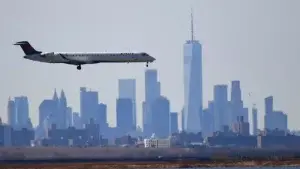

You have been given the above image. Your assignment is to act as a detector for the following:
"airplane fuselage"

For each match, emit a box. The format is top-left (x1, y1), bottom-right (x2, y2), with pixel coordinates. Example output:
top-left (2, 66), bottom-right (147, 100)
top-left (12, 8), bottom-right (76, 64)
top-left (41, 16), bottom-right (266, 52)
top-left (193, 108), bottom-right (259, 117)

top-left (24, 52), bottom-right (155, 65)
top-left (14, 41), bottom-right (155, 70)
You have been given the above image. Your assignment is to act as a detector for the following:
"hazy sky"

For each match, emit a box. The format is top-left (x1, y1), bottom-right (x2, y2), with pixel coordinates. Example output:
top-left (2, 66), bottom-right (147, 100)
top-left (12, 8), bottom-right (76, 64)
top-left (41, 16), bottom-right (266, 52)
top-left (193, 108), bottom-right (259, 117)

top-left (0, 0), bottom-right (299, 130)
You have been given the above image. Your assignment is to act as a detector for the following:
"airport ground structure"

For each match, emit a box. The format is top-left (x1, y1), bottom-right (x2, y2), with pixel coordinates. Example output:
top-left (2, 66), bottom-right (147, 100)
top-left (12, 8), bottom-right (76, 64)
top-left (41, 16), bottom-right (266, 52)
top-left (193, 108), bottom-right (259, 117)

top-left (1, 146), bottom-right (300, 161)
top-left (1, 147), bottom-right (300, 169)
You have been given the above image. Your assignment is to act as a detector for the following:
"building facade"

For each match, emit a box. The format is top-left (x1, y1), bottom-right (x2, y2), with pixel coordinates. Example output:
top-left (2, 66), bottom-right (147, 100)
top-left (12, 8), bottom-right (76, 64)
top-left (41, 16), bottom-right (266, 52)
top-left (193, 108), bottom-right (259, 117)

top-left (183, 11), bottom-right (202, 133)
top-left (118, 79), bottom-right (137, 129)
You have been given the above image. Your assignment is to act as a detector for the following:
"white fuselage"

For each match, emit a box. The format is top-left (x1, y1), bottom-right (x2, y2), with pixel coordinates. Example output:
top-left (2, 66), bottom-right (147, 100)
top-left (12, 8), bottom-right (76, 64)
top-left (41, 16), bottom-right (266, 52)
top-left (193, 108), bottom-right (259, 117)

top-left (24, 52), bottom-right (155, 65)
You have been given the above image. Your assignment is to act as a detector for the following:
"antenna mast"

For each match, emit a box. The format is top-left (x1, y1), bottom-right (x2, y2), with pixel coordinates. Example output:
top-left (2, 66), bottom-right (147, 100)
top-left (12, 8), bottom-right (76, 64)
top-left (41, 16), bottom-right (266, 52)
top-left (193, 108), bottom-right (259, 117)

top-left (191, 7), bottom-right (194, 41)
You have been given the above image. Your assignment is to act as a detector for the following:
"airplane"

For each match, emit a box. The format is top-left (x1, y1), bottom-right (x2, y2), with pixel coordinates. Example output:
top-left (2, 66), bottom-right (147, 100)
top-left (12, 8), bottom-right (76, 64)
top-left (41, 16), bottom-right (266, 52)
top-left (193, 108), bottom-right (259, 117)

top-left (14, 41), bottom-right (155, 70)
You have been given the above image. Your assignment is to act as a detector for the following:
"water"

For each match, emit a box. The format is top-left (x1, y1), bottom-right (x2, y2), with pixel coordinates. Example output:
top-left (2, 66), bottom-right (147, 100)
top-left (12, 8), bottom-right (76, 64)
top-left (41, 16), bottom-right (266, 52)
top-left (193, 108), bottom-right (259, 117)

top-left (165, 168), bottom-right (299, 169)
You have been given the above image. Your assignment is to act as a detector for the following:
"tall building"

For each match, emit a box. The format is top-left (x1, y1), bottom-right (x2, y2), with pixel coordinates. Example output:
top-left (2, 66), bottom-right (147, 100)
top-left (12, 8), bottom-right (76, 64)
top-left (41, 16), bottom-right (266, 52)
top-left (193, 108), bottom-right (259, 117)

top-left (144, 69), bottom-right (160, 136)
top-left (118, 79), bottom-right (136, 129)
top-left (66, 107), bottom-right (72, 127)
top-left (73, 112), bottom-right (82, 129)
top-left (116, 98), bottom-right (133, 134)
top-left (38, 99), bottom-right (56, 138)
top-left (151, 96), bottom-right (170, 138)
top-left (264, 96), bottom-right (288, 131)
top-left (213, 85), bottom-right (229, 131)
top-left (264, 95), bottom-right (274, 130)
top-left (39, 99), bottom-right (55, 128)
top-left (170, 112), bottom-right (178, 134)
top-left (231, 116), bottom-right (250, 136)
top-left (242, 108), bottom-right (249, 123)
top-left (231, 81), bottom-right (242, 102)
top-left (7, 98), bottom-right (17, 128)
top-left (52, 89), bottom-right (60, 128)
top-left (230, 81), bottom-right (244, 124)
top-left (97, 103), bottom-right (108, 134)
top-left (183, 10), bottom-right (202, 133)
top-left (157, 82), bottom-right (161, 97)
top-left (14, 96), bottom-right (29, 129)
top-left (252, 105), bottom-right (258, 135)
top-left (96, 103), bottom-right (107, 126)
top-left (80, 87), bottom-right (99, 126)
top-left (202, 102), bottom-right (215, 137)
top-left (265, 111), bottom-right (288, 131)
top-left (58, 90), bottom-right (67, 129)
top-left (265, 96), bottom-right (273, 114)
top-left (181, 107), bottom-right (185, 132)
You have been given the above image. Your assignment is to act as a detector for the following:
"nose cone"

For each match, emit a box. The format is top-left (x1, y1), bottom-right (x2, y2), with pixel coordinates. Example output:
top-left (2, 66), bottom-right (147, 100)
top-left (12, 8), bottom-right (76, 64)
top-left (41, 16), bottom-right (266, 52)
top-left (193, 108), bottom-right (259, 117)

top-left (141, 52), bottom-right (155, 62)
top-left (150, 56), bottom-right (156, 62)
top-left (148, 55), bottom-right (156, 62)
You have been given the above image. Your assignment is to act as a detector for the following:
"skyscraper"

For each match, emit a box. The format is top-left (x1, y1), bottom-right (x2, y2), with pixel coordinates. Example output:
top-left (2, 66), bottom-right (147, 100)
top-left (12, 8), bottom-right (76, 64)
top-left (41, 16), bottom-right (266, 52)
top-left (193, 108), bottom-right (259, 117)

top-left (96, 103), bottom-right (107, 125)
top-left (151, 96), bottom-right (170, 138)
top-left (213, 85), bottom-right (229, 131)
top-left (73, 112), bottom-right (82, 129)
top-left (39, 99), bottom-right (55, 128)
top-left (264, 96), bottom-right (288, 131)
top-left (170, 112), bottom-right (179, 134)
top-left (118, 79), bottom-right (136, 129)
top-left (144, 69), bottom-right (160, 136)
top-left (80, 87), bottom-right (99, 126)
top-left (252, 105), bottom-right (258, 135)
top-left (59, 90), bottom-right (67, 129)
top-left (183, 9), bottom-right (202, 133)
top-left (265, 96), bottom-right (273, 114)
top-left (202, 104), bottom-right (215, 137)
top-left (145, 69), bottom-right (160, 103)
top-left (181, 107), bottom-right (184, 132)
top-left (97, 103), bottom-right (108, 134)
top-left (66, 107), bottom-right (72, 127)
top-left (116, 98), bottom-right (133, 134)
top-left (230, 81), bottom-right (244, 124)
top-left (7, 97), bottom-right (17, 128)
top-left (52, 89), bottom-right (59, 127)
top-left (14, 96), bottom-right (29, 129)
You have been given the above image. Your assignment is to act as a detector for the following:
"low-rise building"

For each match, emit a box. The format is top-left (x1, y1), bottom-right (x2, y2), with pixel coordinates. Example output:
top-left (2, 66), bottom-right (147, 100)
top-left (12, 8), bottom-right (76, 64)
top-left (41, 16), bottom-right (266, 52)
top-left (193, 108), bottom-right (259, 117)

top-left (144, 133), bottom-right (171, 148)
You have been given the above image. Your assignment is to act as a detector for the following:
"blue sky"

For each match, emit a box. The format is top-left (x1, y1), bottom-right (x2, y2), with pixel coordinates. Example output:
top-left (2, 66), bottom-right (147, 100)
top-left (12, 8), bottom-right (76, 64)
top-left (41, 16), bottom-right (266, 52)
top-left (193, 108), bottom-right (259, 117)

top-left (0, 0), bottom-right (299, 130)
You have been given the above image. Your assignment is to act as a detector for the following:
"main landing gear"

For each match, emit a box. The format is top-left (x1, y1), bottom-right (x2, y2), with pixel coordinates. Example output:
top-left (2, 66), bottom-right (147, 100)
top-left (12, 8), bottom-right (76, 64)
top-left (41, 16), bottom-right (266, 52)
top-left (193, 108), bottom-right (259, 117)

top-left (146, 62), bottom-right (149, 67)
top-left (77, 65), bottom-right (81, 70)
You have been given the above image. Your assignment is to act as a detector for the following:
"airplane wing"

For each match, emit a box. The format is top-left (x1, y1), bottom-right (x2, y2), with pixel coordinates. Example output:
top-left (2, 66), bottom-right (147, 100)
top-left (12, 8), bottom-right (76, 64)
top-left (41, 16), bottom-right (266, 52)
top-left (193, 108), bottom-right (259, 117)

top-left (58, 54), bottom-right (99, 65)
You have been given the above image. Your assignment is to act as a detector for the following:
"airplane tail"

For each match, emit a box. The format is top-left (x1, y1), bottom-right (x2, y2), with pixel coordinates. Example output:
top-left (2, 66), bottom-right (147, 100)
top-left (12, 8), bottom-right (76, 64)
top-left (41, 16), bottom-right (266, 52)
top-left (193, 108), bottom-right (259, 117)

top-left (14, 41), bottom-right (42, 55)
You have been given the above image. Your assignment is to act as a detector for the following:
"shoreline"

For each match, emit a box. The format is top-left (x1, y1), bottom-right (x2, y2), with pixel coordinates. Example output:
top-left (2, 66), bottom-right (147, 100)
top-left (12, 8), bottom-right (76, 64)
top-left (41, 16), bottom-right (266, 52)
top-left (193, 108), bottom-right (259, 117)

top-left (2, 159), bottom-right (300, 169)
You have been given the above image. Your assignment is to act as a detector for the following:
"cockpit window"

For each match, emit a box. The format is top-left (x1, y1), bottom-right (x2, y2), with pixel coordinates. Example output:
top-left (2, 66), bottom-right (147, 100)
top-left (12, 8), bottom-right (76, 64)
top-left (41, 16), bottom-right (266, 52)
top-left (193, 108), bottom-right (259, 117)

top-left (141, 53), bottom-right (147, 56)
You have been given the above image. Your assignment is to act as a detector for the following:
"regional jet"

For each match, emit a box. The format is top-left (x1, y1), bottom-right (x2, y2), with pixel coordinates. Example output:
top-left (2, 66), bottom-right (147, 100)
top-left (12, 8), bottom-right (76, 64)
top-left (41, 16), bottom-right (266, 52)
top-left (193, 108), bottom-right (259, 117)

top-left (14, 41), bottom-right (155, 70)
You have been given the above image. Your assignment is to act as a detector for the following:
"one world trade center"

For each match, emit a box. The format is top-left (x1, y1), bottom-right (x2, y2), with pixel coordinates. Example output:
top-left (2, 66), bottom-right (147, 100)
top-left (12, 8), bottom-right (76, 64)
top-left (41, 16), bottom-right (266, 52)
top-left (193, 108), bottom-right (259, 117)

top-left (183, 9), bottom-right (202, 133)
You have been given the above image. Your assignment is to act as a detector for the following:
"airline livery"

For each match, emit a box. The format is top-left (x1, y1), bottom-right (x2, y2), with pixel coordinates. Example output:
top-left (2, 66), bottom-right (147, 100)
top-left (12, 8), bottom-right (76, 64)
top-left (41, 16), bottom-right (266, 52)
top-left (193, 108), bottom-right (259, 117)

top-left (14, 41), bottom-right (155, 70)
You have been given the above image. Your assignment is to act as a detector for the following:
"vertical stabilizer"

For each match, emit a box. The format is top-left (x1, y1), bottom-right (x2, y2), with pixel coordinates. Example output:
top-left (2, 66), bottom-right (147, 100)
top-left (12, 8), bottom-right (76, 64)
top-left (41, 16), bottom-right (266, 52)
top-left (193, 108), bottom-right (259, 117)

top-left (14, 41), bottom-right (42, 55)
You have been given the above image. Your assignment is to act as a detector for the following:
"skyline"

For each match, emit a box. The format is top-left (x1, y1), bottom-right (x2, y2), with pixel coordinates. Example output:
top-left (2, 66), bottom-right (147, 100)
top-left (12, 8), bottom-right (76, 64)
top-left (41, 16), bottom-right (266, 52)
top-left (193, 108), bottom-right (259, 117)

top-left (0, 0), bottom-right (299, 130)
top-left (5, 73), bottom-right (288, 133)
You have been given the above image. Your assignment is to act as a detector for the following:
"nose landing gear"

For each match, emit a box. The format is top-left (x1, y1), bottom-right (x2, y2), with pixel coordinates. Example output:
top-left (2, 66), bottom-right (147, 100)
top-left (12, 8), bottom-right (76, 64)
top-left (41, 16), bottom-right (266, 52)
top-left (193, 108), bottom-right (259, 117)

top-left (77, 65), bottom-right (81, 70)
top-left (146, 62), bottom-right (149, 67)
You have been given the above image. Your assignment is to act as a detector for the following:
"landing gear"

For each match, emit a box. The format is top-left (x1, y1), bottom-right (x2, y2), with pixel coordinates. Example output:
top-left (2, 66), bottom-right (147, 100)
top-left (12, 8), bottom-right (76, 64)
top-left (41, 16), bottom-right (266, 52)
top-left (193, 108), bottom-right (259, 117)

top-left (77, 65), bottom-right (81, 70)
top-left (146, 62), bottom-right (149, 67)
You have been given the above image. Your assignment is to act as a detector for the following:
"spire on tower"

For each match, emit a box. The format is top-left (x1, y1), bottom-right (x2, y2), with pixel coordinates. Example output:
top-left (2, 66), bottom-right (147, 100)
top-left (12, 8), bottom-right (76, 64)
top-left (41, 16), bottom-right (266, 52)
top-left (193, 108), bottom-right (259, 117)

top-left (60, 90), bottom-right (65, 99)
top-left (191, 7), bottom-right (194, 41)
top-left (53, 89), bottom-right (58, 101)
